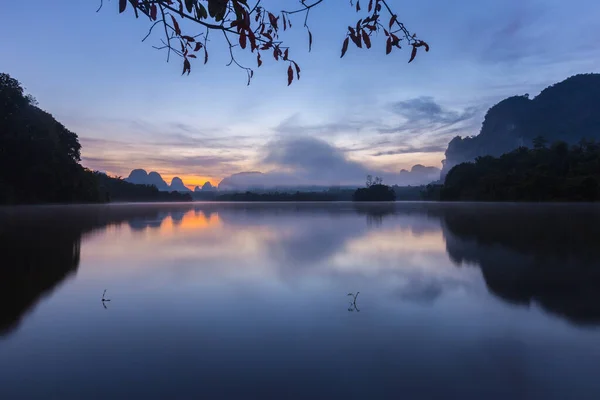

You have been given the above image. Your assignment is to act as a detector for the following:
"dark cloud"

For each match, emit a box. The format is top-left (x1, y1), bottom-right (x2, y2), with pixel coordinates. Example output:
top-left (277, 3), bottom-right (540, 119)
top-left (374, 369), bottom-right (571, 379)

top-left (380, 97), bottom-right (480, 135)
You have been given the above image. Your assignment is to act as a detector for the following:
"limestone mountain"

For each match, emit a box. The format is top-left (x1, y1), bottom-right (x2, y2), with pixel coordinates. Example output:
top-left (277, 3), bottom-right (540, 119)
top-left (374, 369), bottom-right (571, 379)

top-left (169, 177), bottom-right (191, 192)
top-left (442, 73), bottom-right (600, 177)
top-left (125, 169), bottom-right (170, 191)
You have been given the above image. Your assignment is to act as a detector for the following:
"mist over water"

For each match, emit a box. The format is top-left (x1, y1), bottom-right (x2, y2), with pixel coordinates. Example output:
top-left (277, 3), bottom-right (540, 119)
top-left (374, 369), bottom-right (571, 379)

top-left (1, 203), bottom-right (599, 399)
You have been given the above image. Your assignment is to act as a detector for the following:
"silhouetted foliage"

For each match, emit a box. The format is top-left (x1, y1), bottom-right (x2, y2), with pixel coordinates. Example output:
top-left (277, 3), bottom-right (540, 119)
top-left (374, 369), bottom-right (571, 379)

top-left (0, 73), bottom-right (103, 204)
top-left (95, 172), bottom-right (192, 202)
top-left (443, 74), bottom-right (600, 177)
top-left (108, 0), bottom-right (428, 84)
top-left (353, 183), bottom-right (396, 201)
top-left (440, 140), bottom-right (600, 201)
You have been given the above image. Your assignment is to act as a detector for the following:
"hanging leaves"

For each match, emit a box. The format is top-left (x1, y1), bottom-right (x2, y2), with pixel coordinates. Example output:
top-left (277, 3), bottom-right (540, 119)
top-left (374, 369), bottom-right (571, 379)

top-left (170, 15), bottom-right (181, 35)
top-left (292, 61), bottom-right (301, 80)
top-left (182, 58), bottom-right (191, 75)
top-left (287, 65), bottom-right (294, 86)
top-left (386, 38), bottom-right (392, 55)
top-left (408, 45), bottom-right (417, 63)
top-left (239, 31), bottom-right (247, 49)
top-left (361, 30), bottom-right (371, 49)
top-left (341, 37), bottom-right (349, 58)
top-left (114, 0), bottom-right (427, 85)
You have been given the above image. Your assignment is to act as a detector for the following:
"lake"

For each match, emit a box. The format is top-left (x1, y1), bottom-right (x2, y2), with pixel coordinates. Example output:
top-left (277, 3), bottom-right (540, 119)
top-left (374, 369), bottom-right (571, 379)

top-left (1, 202), bottom-right (599, 399)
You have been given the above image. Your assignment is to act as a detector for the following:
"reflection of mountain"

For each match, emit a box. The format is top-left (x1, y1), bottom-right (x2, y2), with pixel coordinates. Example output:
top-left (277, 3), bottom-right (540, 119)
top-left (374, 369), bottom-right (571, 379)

top-left (440, 205), bottom-right (600, 325)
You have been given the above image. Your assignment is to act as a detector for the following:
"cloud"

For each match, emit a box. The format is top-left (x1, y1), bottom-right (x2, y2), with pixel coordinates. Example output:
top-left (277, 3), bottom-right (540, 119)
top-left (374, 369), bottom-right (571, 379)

top-left (373, 144), bottom-right (447, 157)
top-left (274, 113), bottom-right (377, 137)
top-left (218, 137), bottom-right (441, 187)
top-left (379, 96), bottom-right (481, 135)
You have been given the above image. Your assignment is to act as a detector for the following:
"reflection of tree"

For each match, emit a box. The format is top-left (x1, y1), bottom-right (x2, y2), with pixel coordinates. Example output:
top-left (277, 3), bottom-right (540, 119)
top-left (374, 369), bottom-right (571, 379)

top-left (441, 206), bottom-right (600, 325)
top-left (0, 204), bottom-right (198, 337)
top-left (0, 218), bottom-right (82, 336)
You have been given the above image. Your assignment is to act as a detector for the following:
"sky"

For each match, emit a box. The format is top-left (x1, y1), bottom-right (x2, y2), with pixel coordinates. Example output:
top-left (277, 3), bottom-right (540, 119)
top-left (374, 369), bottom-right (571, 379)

top-left (2, 0), bottom-right (600, 188)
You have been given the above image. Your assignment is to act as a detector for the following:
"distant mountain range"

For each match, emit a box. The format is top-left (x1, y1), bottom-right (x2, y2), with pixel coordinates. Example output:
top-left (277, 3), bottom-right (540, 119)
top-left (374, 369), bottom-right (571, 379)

top-left (442, 73), bottom-right (600, 178)
top-left (125, 169), bottom-right (213, 193)
top-left (125, 164), bottom-right (440, 193)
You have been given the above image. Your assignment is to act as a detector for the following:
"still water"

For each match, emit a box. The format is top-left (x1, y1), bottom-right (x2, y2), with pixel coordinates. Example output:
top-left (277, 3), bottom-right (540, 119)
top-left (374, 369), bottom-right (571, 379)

top-left (1, 202), bottom-right (599, 399)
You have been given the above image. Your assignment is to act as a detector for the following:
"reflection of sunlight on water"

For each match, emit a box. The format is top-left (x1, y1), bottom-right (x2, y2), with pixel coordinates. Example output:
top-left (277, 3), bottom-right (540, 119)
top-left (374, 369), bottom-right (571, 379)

top-left (142, 210), bottom-right (222, 235)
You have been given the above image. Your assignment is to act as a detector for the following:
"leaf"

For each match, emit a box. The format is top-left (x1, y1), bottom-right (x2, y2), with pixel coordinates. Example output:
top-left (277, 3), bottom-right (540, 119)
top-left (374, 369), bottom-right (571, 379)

top-left (257, 53), bottom-right (262, 67)
top-left (204, 48), bottom-right (208, 64)
top-left (182, 35), bottom-right (195, 42)
top-left (356, 0), bottom-right (360, 11)
top-left (368, 0), bottom-right (373, 12)
top-left (171, 15), bottom-right (181, 35)
top-left (386, 38), bottom-right (392, 55)
top-left (341, 37), bottom-right (349, 58)
top-left (389, 14), bottom-right (397, 29)
top-left (273, 47), bottom-right (279, 61)
top-left (283, 13), bottom-right (287, 31)
top-left (150, 5), bottom-right (157, 20)
top-left (293, 61), bottom-right (301, 79)
top-left (119, 0), bottom-right (127, 13)
top-left (185, 0), bottom-right (194, 13)
top-left (188, 54), bottom-right (197, 58)
top-left (239, 31), bottom-right (247, 49)
top-left (182, 58), bottom-right (191, 75)
top-left (423, 41), bottom-right (430, 52)
top-left (308, 30), bottom-right (313, 52)
top-left (361, 30), bottom-right (371, 49)
top-left (194, 42), bottom-right (202, 51)
top-left (197, 3), bottom-right (208, 19)
top-left (283, 48), bottom-right (289, 61)
top-left (268, 12), bottom-right (278, 30)
top-left (408, 45), bottom-right (417, 63)
top-left (287, 65), bottom-right (293, 86)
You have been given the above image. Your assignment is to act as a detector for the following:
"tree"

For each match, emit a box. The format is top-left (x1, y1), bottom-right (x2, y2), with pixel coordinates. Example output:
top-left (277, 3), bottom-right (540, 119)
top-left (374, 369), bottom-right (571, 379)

top-left (533, 135), bottom-right (547, 149)
top-left (107, 0), bottom-right (428, 85)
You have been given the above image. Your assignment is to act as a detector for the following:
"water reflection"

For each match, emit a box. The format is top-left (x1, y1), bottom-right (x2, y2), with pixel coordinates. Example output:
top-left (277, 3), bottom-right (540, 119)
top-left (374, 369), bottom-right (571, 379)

top-left (440, 204), bottom-right (600, 325)
top-left (1, 203), bottom-right (600, 398)
top-left (1, 202), bottom-right (599, 336)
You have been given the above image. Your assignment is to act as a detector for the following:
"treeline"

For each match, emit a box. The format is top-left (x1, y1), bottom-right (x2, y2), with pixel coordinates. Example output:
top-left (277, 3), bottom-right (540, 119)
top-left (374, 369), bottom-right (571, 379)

top-left (0, 73), bottom-right (189, 205)
top-left (95, 173), bottom-right (192, 202)
top-left (431, 140), bottom-right (600, 201)
top-left (0, 73), bottom-right (101, 204)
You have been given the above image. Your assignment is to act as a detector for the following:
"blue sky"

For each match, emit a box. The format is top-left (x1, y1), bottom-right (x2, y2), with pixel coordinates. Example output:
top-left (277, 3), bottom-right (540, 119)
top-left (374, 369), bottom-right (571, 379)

top-left (2, 0), bottom-right (599, 187)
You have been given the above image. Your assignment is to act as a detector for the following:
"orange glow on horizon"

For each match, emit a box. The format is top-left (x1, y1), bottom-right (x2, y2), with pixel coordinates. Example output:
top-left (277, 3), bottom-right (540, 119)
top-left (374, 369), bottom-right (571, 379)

top-left (160, 174), bottom-right (220, 190)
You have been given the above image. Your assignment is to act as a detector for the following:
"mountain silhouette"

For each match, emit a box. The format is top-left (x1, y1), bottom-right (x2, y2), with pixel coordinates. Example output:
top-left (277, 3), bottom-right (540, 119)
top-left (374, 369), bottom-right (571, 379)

top-left (170, 177), bottom-right (191, 192)
top-left (442, 74), bottom-right (600, 177)
top-left (125, 169), bottom-right (170, 191)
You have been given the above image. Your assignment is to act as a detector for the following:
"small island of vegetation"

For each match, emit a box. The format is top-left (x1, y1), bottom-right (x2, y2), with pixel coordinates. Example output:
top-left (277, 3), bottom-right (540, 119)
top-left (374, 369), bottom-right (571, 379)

top-left (353, 176), bottom-right (397, 202)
